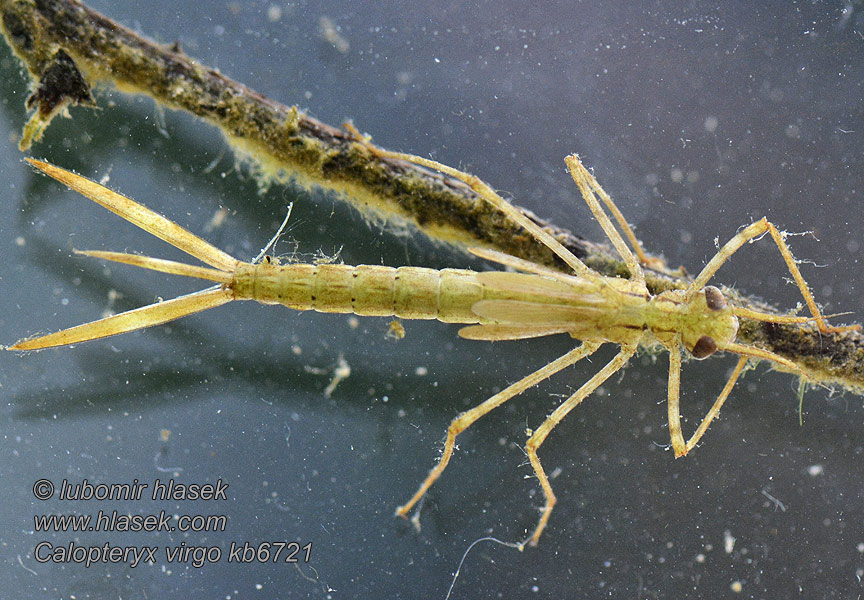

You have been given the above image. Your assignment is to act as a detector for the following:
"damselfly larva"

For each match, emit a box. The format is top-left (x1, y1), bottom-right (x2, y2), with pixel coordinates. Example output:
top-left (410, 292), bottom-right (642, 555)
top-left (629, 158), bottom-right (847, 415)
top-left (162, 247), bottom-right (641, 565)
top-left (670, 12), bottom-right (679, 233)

top-left (8, 156), bottom-right (856, 549)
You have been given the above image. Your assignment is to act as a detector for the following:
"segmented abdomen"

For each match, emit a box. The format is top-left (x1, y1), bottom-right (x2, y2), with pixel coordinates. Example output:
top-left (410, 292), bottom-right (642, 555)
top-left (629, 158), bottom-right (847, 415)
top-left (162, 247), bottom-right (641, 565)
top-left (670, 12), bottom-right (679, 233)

top-left (232, 263), bottom-right (485, 323)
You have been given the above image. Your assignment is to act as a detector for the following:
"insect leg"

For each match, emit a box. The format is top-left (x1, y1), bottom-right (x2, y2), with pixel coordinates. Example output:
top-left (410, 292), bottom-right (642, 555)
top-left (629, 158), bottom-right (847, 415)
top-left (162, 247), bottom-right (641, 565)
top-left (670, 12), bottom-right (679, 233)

top-left (352, 145), bottom-right (592, 276)
top-left (396, 342), bottom-right (602, 521)
top-left (684, 356), bottom-right (749, 454)
top-left (564, 155), bottom-right (659, 283)
top-left (672, 338), bottom-right (816, 457)
top-left (667, 341), bottom-right (750, 457)
top-left (684, 218), bottom-right (857, 333)
top-left (467, 247), bottom-right (573, 280)
top-left (523, 343), bottom-right (637, 547)
top-left (666, 340), bottom-right (685, 456)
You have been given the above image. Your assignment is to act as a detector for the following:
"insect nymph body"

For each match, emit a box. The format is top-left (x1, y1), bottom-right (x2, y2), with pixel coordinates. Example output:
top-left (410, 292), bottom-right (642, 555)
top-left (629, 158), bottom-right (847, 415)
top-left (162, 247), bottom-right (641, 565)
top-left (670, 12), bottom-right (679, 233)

top-left (233, 254), bottom-right (738, 354)
top-left (9, 154), bottom-right (852, 548)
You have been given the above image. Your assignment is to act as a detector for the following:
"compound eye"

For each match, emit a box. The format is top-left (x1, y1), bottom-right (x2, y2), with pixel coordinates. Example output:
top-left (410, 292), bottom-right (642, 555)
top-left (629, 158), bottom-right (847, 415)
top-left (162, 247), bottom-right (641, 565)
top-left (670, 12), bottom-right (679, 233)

top-left (691, 335), bottom-right (717, 359)
top-left (704, 286), bottom-right (727, 311)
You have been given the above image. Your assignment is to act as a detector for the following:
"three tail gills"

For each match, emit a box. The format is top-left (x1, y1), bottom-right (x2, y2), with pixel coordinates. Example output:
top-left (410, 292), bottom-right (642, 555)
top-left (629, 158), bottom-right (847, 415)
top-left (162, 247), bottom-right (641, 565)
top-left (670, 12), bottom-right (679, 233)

top-left (8, 160), bottom-right (242, 351)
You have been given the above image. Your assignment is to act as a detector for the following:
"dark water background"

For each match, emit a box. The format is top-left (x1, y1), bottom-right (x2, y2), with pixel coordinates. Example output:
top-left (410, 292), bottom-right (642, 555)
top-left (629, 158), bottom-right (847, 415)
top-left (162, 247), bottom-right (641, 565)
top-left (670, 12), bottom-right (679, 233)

top-left (1, 2), bottom-right (863, 598)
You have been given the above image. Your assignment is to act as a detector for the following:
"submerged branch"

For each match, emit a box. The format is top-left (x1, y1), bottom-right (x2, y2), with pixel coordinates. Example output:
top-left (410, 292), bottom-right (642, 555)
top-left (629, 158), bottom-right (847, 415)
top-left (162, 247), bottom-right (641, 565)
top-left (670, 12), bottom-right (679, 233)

top-left (1, 0), bottom-right (862, 392)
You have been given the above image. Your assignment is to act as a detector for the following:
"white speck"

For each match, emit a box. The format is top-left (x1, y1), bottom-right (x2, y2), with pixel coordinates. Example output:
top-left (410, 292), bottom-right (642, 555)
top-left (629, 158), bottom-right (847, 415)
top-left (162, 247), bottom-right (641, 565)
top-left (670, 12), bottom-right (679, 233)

top-left (704, 116), bottom-right (719, 132)
top-left (807, 464), bottom-right (824, 477)
top-left (266, 4), bottom-right (282, 22)
top-left (724, 530), bottom-right (735, 554)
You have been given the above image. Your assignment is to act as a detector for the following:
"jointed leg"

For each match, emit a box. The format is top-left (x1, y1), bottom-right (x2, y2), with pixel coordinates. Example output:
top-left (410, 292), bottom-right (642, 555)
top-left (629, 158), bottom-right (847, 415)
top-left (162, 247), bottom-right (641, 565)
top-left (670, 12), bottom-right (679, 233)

top-left (684, 356), bottom-right (749, 454)
top-left (666, 343), bottom-right (751, 457)
top-left (685, 218), bottom-right (858, 333)
top-left (564, 155), bottom-right (658, 284)
top-left (523, 344), bottom-right (637, 547)
top-left (346, 134), bottom-right (592, 276)
top-left (396, 342), bottom-right (602, 520)
top-left (467, 247), bottom-right (575, 280)
top-left (666, 340), bottom-right (685, 456)
top-left (669, 337), bottom-right (813, 457)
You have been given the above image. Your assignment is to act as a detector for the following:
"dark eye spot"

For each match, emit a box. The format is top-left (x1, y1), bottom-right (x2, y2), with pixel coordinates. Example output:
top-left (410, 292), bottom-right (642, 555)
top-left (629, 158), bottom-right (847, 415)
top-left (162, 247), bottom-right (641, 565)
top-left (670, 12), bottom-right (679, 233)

top-left (691, 335), bottom-right (717, 359)
top-left (704, 286), bottom-right (726, 311)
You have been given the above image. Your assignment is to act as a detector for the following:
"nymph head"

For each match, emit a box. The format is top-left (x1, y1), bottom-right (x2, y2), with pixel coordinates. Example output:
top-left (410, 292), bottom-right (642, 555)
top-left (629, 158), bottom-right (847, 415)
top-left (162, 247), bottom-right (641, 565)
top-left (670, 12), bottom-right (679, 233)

top-left (680, 286), bottom-right (739, 360)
